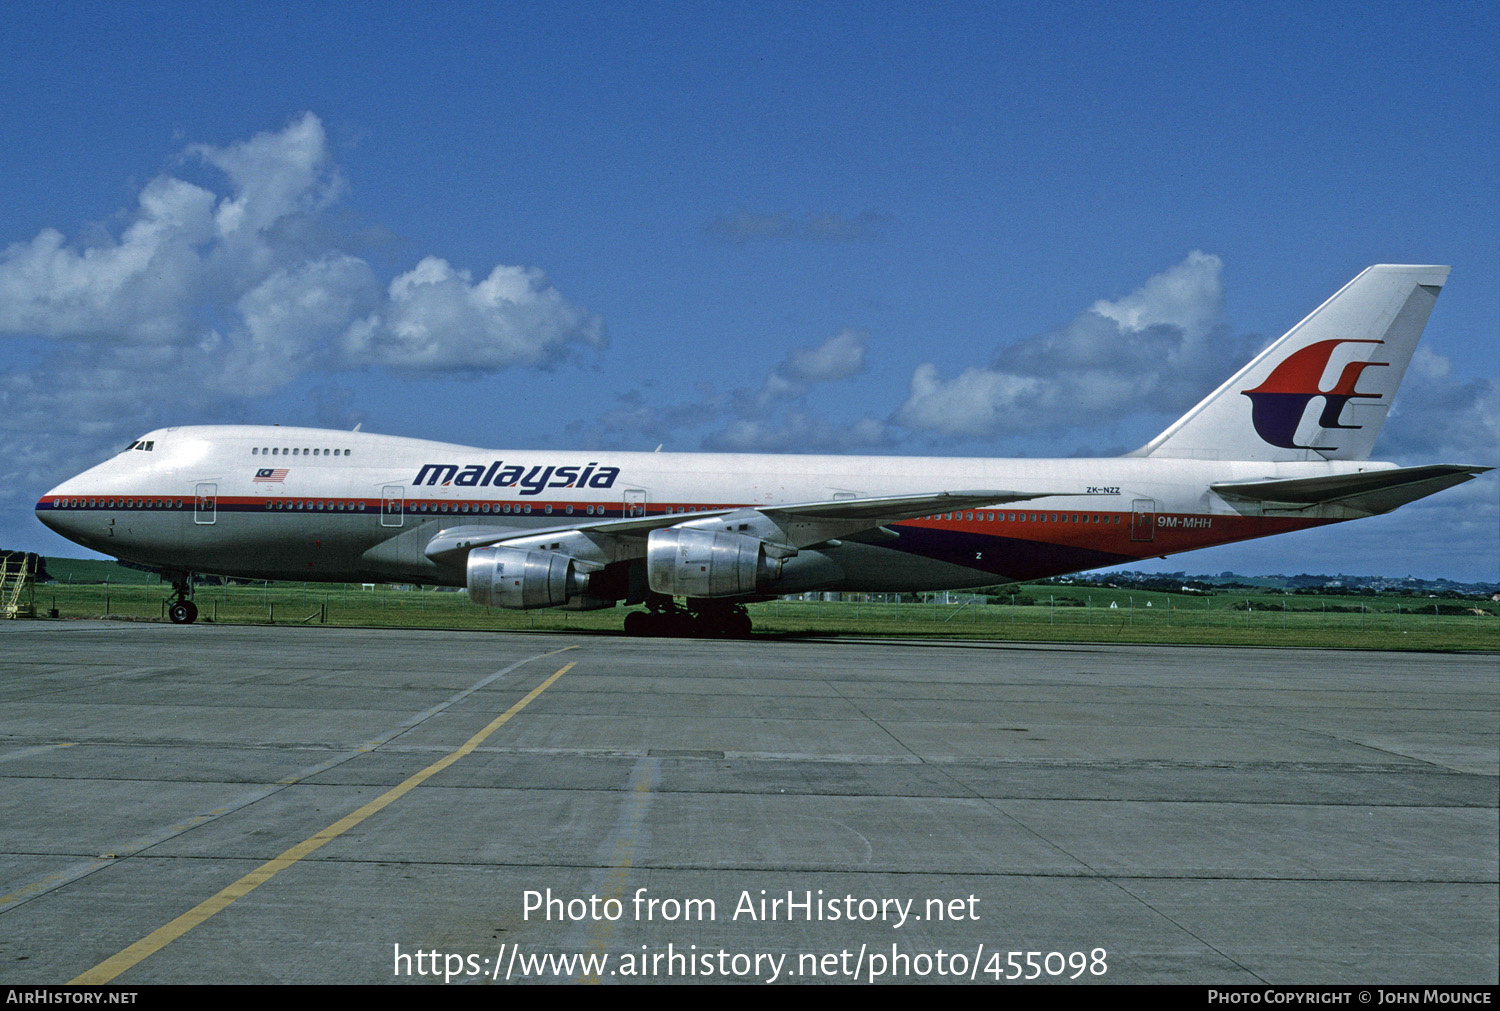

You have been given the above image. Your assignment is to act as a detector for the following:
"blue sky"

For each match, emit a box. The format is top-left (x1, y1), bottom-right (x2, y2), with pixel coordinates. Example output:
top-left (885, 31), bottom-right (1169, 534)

top-left (2, 1), bottom-right (1495, 582)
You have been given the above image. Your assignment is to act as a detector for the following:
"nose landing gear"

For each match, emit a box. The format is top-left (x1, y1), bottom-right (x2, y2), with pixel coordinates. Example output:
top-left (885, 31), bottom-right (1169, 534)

top-left (166, 573), bottom-right (198, 624)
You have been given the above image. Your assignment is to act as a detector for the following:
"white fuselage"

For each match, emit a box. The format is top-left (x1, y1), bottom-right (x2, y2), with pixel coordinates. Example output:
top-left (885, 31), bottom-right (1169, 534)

top-left (37, 424), bottom-right (1375, 590)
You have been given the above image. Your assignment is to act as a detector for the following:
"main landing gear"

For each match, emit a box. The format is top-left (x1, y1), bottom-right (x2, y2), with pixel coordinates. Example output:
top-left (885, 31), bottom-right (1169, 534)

top-left (624, 596), bottom-right (753, 639)
top-left (166, 572), bottom-right (198, 624)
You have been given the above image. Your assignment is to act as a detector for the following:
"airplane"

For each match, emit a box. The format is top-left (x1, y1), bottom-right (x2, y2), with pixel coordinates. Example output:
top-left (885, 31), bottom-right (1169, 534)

top-left (34, 264), bottom-right (1488, 637)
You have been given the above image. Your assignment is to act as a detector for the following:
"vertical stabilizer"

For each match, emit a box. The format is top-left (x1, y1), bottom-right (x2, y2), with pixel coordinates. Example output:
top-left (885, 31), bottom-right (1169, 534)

top-left (1135, 264), bottom-right (1448, 461)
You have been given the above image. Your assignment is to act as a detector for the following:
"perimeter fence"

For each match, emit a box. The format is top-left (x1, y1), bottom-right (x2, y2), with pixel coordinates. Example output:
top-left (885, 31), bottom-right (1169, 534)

top-left (31, 577), bottom-right (1499, 651)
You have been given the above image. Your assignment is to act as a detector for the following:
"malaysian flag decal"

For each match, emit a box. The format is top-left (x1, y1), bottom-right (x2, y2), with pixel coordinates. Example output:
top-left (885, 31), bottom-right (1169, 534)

top-left (254, 468), bottom-right (288, 483)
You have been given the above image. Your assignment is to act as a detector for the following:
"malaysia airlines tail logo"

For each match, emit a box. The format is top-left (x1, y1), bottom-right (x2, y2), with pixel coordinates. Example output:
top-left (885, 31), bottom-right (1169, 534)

top-left (1241, 339), bottom-right (1388, 449)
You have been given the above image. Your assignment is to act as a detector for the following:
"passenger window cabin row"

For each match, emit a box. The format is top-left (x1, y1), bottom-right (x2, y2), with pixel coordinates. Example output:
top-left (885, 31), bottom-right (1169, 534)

top-left (252, 447), bottom-right (351, 457)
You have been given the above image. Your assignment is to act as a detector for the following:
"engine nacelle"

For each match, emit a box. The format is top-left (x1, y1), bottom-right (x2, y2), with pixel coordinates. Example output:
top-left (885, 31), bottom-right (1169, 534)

top-left (467, 546), bottom-right (591, 609)
top-left (646, 527), bottom-right (784, 598)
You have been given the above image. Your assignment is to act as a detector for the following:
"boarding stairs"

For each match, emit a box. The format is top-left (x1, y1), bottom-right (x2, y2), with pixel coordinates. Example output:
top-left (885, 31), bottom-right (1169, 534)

top-left (1, 555), bottom-right (35, 618)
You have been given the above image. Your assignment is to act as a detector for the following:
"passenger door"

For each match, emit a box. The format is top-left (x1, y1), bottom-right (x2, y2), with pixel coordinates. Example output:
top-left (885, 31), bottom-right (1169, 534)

top-left (1130, 498), bottom-right (1156, 542)
top-left (194, 483), bottom-right (217, 525)
top-left (381, 485), bottom-right (404, 527)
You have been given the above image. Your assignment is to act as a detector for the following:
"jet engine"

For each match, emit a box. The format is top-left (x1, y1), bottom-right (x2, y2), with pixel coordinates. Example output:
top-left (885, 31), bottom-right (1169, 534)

top-left (645, 525), bottom-right (841, 598)
top-left (467, 546), bottom-right (593, 609)
top-left (645, 528), bottom-right (780, 598)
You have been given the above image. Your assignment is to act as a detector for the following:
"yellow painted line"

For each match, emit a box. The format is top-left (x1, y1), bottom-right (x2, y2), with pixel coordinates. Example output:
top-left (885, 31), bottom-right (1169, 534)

top-left (71, 659), bottom-right (577, 985)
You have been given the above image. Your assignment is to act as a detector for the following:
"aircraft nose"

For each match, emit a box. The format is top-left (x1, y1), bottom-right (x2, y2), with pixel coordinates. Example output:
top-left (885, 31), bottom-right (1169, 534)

top-left (36, 484), bottom-right (97, 545)
top-left (36, 488), bottom-right (70, 536)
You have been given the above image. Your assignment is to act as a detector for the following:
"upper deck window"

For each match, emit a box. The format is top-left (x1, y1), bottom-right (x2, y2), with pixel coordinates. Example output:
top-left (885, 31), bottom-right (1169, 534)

top-left (253, 445), bottom-right (351, 457)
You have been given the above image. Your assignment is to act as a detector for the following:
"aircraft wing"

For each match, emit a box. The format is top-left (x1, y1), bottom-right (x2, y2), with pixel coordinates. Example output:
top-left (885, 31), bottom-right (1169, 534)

top-left (1210, 465), bottom-right (1489, 515)
top-left (759, 489), bottom-right (1049, 522)
top-left (424, 489), bottom-right (1057, 563)
top-left (424, 508), bottom-right (751, 562)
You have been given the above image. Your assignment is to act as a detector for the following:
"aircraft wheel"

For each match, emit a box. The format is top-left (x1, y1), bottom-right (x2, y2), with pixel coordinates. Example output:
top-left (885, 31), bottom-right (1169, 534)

top-left (690, 606), bottom-right (751, 639)
top-left (168, 601), bottom-right (197, 624)
top-left (728, 611), bottom-right (753, 638)
top-left (691, 612), bottom-right (724, 638)
top-left (624, 611), bottom-right (650, 636)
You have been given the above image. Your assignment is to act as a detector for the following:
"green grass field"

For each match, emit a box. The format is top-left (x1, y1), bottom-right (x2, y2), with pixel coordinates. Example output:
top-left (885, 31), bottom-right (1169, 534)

top-left (22, 558), bottom-right (1498, 651)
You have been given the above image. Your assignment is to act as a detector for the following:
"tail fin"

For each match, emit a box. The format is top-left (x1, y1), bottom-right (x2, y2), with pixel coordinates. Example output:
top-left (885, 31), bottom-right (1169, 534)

top-left (1135, 264), bottom-right (1449, 461)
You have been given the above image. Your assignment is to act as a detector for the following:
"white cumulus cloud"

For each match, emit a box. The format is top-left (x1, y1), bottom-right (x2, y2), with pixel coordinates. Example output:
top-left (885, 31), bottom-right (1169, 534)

top-left (1089, 250), bottom-right (1223, 337)
top-left (0, 113), bottom-right (602, 375)
top-left (345, 257), bottom-right (605, 371)
top-left (781, 328), bottom-right (868, 383)
top-left (0, 112), bottom-right (606, 513)
top-left (896, 251), bottom-right (1235, 439)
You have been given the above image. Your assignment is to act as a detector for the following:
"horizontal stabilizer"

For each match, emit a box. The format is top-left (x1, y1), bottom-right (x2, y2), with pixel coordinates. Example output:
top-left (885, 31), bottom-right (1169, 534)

top-left (1211, 465), bottom-right (1488, 515)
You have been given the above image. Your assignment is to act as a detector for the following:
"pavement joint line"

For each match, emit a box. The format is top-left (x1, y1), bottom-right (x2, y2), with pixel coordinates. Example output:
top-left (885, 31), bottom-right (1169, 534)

top-left (819, 665), bottom-right (1265, 982)
top-left (576, 756), bottom-right (658, 985)
top-left (0, 742), bottom-right (77, 763)
top-left (833, 671), bottom-right (1274, 983)
top-left (67, 653), bottom-right (578, 986)
top-left (0, 645), bottom-right (579, 914)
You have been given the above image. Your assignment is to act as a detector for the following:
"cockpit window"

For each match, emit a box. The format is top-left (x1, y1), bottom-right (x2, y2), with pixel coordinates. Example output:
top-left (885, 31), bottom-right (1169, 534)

top-left (123, 440), bottom-right (155, 452)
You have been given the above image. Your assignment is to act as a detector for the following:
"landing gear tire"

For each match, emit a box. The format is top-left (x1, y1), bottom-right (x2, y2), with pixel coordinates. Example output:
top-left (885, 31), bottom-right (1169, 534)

top-left (624, 600), bottom-right (752, 639)
top-left (647, 611), bottom-right (693, 638)
top-left (692, 607), bottom-right (753, 639)
top-left (166, 572), bottom-right (198, 624)
top-left (624, 607), bottom-right (693, 637)
top-left (727, 610), bottom-right (752, 638)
